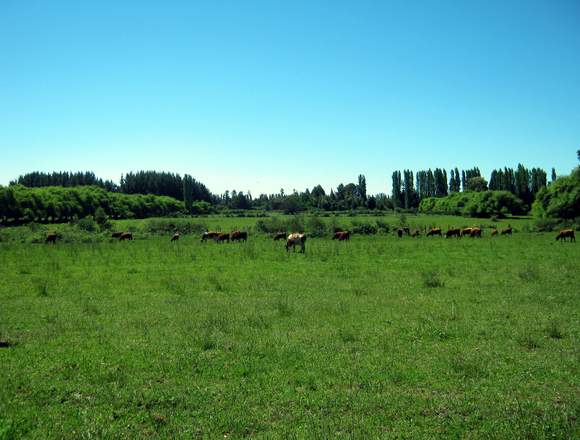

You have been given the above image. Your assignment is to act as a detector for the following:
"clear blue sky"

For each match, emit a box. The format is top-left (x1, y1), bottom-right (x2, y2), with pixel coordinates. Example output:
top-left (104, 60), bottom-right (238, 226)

top-left (1, 0), bottom-right (579, 195)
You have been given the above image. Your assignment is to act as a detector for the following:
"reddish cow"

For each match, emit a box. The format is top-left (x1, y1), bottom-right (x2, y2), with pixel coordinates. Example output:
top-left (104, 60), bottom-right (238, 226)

top-left (555, 229), bottom-right (575, 242)
top-left (426, 228), bottom-right (442, 237)
top-left (119, 232), bottom-right (133, 241)
top-left (231, 231), bottom-right (248, 242)
top-left (332, 231), bottom-right (350, 241)
top-left (216, 233), bottom-right (230, 243)
top-left (461, 227), bottom-right (473, 237)
top-left (445, 228), bottom-right (461, 238)
top-left (470, 227), bottom-right (482, 238)
top-left (201, 231), bottom-right (220, 242)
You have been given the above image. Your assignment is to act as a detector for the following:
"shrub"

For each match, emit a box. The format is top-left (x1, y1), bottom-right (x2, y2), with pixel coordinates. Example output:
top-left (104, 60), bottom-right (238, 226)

top-left (419, 191), bottom-right (525, 218)
top-left (351, 221), bottom-right (377, 235)
top-left (76, 216), bottom-right (98, 232)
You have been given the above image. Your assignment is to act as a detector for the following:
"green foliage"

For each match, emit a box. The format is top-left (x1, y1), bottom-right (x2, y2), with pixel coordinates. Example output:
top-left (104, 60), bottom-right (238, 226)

top-left (532, 167), bottom-right (580, 221)
top-left (419, 190), bottom-right (524, 218)
top-left (0, 185), bottom-right (184, 224)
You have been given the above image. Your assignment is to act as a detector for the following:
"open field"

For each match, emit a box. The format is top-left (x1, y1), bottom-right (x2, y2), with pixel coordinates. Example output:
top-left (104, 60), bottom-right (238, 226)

top-left (1, 216), bottom-right (579, 438)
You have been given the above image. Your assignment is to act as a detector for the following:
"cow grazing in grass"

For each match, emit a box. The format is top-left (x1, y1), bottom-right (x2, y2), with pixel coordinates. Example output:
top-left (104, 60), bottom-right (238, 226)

top-left (556, 229), bottom-right (575, 242)
top-left (286, 233), bottom-right (306, 253)
top-left (403, 227), bottom-right (410, 236)
top-left (201, 231), bottom-right (219, 242)
top-left (231, 231), bottom-right (248, 242)
top-left (461, 227), bottom-right (473, 237)
top-left (426, 228), bottom-right (442, 237)
top-left (119, 232), bottom-right (133, 241)
top-left (111, 231), bottom-right (123, 239)
top-left (171, 232), bottom-right (180, 242)
top-left (333, 231), bottom-right (350, 241)
top-left (500, 226), bottom-right (513, 235)
top-left (411, 229), bottom-right (421, 238)
top-left (45, 233), bottom-right (58, 244)
top-left (445, 228), bottom-right (461, 238)
top-left (273, 232), bottom-right (287, 241)
top-left (216, 232), bottom-right (230, 243)
top-left (396, 228), bottom-right (404, 238)
top-left (491, 229), bottom-right (498, 237)
top-left (470, 227), bottom-right (482, 238)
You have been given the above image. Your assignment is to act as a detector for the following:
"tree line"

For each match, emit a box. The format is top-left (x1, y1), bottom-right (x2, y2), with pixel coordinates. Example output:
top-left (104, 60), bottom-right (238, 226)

top-left (392, 164), bottom-right (552, 210)
top-left (0, 185), bottom-right (183, 224)
top-left (4, 162), bottom-right (571, 222)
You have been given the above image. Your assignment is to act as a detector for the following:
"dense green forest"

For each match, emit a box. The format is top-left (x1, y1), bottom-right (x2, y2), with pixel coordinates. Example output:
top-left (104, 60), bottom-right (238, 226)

top-left (2, 161), bottom-right (579, 224)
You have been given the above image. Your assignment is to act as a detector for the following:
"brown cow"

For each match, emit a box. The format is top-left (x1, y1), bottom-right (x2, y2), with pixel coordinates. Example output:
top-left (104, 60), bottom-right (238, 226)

top-left (445, 228), bottom-right (461, 238)
top-left (111, 231), bottom-right (123, 239)
top-left (45, 233), bottom-right (58, 244)
top-left (216, 232), bottom-right (230, 243)
top-left (555, 229), bottom-right (575, 242)
top-left (491, 229), bottom-right (498, 237)
top-left (286, 233), bottom-right (306, 253)
top-left (119, 232), bottom-right (133, 241)
top-left (273, 232), bottom-right (287, 241)
top-left (426, 228), bottom-right (442, 237)
top-left (461, 227), bottom-right (473, 237)
top-left (201, 231), bottom-right (219, 242)
top-left (231, 231), bottom-right (248, 242)
top-left (333, 231), bottom-right (350, 241)
top-left (171, 232), bottom-right (180, 242)
top-left (470, 227), bottom-right (482, 238)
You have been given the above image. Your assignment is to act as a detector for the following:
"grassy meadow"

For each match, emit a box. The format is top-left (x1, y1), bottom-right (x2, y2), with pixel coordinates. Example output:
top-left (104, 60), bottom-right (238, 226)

top-left (0, 214), bottom-right (578, 438)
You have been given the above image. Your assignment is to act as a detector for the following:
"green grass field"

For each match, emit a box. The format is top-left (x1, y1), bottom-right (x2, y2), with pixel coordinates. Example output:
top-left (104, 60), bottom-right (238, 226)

top-left (1, 215), bottom-right (578, 438)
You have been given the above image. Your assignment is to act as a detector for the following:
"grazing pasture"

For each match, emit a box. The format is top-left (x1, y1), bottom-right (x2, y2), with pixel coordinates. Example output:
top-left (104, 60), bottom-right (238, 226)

top-left (0, 215), bottom-right (578, 438)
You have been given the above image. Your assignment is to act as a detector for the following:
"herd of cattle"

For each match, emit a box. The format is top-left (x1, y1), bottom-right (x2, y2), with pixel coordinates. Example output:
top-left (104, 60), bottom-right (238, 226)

top-left (42, 226), bottom-right (576, 250)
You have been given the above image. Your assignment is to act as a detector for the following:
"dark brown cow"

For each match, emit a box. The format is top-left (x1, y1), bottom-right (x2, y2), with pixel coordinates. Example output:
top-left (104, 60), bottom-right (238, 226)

top-left (231, 231), bottom-right (248, 242)
top-left (500, 226), bottom-right (513, 235)
top-left (426, 228), bottom-right (442, 237)
top-left (470, 227), bottom-right (482, 238)
top-left (555, 229), bottom-right (575, 242)
top-left (396, 228), bottom-right (404, 238)
top-left (445, 228), bottom-right (461, 238)
top-left (333, 231), bottom-right (350, 241)
top-left (119, 232), bottom-right (133, 241)
top-left (171, 232), bottom-right (180, 242)
top-left (111, 231), bottom-right (123, 239)
top-left (273, 232), bottom-right (287, 241)
top-left (216, 232), bottom-right (230, 243)
top-left (286, 233), bottom-right (306, 253)
top-left (201, 231), bottom-right (219, 242)
top-left (45, 233), bottom-right (58, 244)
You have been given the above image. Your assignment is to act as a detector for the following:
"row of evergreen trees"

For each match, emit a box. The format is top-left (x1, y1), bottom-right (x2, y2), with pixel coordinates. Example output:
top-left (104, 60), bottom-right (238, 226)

top-left (392, 165), bottom-right (552, 209)
top-left (11, 171), bottom-right (118, 192)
